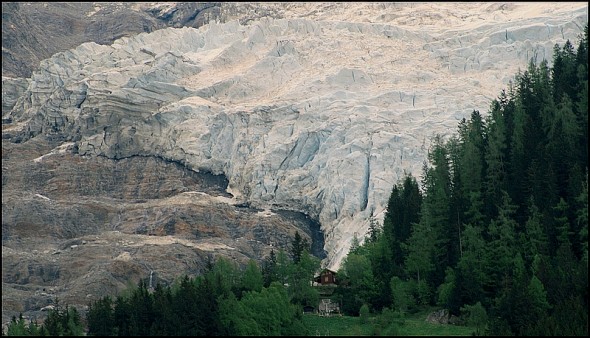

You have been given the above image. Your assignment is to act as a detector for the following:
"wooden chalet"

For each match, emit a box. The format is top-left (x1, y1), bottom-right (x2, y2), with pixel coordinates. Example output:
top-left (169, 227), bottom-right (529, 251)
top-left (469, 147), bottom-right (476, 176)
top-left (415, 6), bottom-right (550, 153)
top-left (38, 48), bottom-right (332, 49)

top-left (313, 268), bottom-right (338, 286)
top-left (307, 269), bottom-right (341, 316)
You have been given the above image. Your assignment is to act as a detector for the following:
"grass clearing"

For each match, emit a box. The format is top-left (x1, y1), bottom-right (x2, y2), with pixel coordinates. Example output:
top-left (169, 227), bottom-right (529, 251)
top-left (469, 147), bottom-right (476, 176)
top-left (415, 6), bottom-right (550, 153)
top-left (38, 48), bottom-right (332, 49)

top-left (302, 314), bottom-right (373, 336)
top-left (301, 307), bottom-right (475, 336)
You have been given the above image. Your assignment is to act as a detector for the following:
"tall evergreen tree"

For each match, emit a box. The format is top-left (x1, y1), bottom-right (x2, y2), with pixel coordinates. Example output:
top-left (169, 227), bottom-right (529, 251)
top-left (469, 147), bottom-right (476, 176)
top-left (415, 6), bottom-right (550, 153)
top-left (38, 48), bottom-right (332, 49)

top-left (483, 191), bottom-right (519, 296)
top-left (241, 259), bottom-right (264, 294)
top-left (150, 283), bottom-right (174, 335)
top-left (87, 296), bottom-right (115, 336)
top-left (422, 137), bottom-right (456, 285)
top-left (483, 101), bottom-right (508, 219)
top-left (290, 231), bottom-right (308, 264)
top-left (457, 223), bottom-right (488, 307)
top-left (381, 173), bottom-right (422, 278)
top-left (546, 95), bottom-right (580, 199)
top-left (523, 198), bottom-right (549, 267)
top-left (262, 249), bottom-right (278, 287)
top-left (576, 171), bottom-right (588, 263)
top-left (403, 215), bottom-right (435, 287)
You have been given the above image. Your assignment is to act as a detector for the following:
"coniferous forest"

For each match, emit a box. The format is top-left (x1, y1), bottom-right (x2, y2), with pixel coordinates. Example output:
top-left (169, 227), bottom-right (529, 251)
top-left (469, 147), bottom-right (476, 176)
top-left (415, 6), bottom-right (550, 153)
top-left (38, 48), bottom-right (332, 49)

top-left (4, 26), bottom-right (588, 336)
top-left (335, 25), bottom-right (588, 336)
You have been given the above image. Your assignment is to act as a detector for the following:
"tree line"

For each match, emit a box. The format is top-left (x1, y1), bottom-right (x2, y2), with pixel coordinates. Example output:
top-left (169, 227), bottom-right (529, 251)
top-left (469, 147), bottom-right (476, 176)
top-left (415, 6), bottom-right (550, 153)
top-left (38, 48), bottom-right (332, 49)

top-left (3, 232), bottom-right (320, 336)
top-left (333, 25), bottom-right (588, 336)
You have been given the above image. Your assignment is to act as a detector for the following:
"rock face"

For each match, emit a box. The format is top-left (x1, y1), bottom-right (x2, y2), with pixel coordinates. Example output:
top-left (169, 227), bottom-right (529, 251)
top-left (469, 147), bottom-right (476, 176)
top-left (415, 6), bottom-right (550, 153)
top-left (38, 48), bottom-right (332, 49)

top-left (2, 1), bottom-right (588, 325)
top-left (425, 308), bottom-right (461, 325)
top-left (2, 134), bottom-right (322, 324)
top-left (1, 77), bottom-right (29, 115)
top-left (1, 2), bottom-right (229, 78)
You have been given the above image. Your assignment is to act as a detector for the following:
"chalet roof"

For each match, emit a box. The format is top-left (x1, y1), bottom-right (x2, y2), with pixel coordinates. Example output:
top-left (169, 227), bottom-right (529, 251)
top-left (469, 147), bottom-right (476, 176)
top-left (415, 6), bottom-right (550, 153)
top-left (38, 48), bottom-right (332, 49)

top-left (313, 268), bottom-right (338, 278)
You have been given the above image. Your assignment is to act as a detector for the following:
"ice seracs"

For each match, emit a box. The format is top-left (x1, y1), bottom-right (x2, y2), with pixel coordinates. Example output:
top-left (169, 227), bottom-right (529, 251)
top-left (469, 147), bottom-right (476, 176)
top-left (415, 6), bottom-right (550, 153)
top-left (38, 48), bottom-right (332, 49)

top-left (5, 3), bottom-right (587, 270)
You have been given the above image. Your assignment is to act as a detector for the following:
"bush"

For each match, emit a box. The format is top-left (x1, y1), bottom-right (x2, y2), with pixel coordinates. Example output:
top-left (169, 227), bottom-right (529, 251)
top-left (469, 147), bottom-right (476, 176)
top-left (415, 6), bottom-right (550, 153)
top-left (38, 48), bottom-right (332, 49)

top-left (460, 301), bottom-right (488, 335)
top-left (359, 304), bottom-right (370, 324)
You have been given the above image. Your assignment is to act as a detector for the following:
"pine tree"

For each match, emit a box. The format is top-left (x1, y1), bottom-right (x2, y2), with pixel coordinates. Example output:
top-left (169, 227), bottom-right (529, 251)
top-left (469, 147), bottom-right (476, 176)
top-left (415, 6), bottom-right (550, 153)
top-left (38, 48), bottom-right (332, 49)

top-left (575, 26), bottom-right (588, 166)
top-left (509, 100), bottom-right (529, 209)
top-left (6, 314), bottom-right (28, 336)
top-left (288, 251), bottom-right (320, 308)
top-left (527, 275), bottom-right (551, 318)
top-left (65, 306), bottom-right (84, 336)
top-left (484, 191), bottom-right (518, 295)
top-left (437, 267), bottom-right (461, 313)
top-left (523, 198), bottom-right (549, 266)
top-left (126, 279), bottom-right (154, 336)
top-left (150, 283), bottom-right (174, 335)
top-left (390, 276), bottom-right (413, 313)
top-left (552, 40), bottom-right (578, 104)
top-left (403, 216), bottom-right (435, 286)
top-left (290, 231), bottom-right (308, 264)
top-left (262, 249), bottom-right (278, 287)
top-left (87, 296), bottom-right (115, 336)
top-left (576, 171), bottom-right (588, 263)
top-left (457, 224), bottom-right (487, 306)
top-left (43, 299), bottom-right (65, 336)
top-left (546, 96), bottom-right (580, 199)
top-left (553, 198), bottom-right (573, 250)
top-left (381, 173), bottom-right (422, 278)
top-left (459, 111), bottom-right (486, 207)
top-left (170, 275), bottom-right (199, 335)
top-left (420, 137), bottom-right (456, 285)
top-left (484, 101), bottom-right (508, 219)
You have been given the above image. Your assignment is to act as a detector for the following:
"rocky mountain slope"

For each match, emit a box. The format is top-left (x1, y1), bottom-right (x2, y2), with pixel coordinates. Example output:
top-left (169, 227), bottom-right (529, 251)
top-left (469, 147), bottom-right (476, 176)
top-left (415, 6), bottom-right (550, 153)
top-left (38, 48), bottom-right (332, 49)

top-left (2, 2), bottom-right (588, 325)
top-left (2, 2), bottom-right (226, 78)
top-left (2, 132), bottom-right (323, 325)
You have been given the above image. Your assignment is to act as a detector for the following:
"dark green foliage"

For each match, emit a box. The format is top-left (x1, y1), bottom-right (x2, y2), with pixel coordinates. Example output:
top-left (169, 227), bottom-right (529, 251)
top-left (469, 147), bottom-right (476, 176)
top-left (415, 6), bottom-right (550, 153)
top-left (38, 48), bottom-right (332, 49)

top-left (483, 191), bottom-right (519, 296)
top-left (87, 296), bottom-right (115, 336)
top-left (262, 248), bottom-right (278, 287)
top-left (359, 304), bottom-right (370, 324)
top-left (240, 259), bottom-right (264, 295)
top-left (285, 250), bottom-right (321, 308)
top-left (219, 283), bottom-right (306, 336)
top-left (150, 283), bottom-right (174, 336)
top-left (381, 173), bottom-right (422, 278)
top-left (340, 253), bottom-right (377, 313)
top-left (390, 276), bottom-right (414, 313)
top-left (403, 215), bottom-right (435, 286)
top-left (290, 231), bottom-right (309, 264)
top-left (364, 173), bottom-right (423, 311)
top-left (127, 279), bottom-right (154, 336)
top-left (4, 314), bottom-right (41, 336)
top-left (337, 25), bottom-right (588, 336)
top-left (577, 171), bottom-right (588, 263)
top-left (460, 301), bottom-right (488, 336)
top-left (81, 255), bottom-right (310, 336)
top-left (484, 100), bottom-right (509, 219)
top-left (4, 299), bottom-right (86, 336)
top-left (437, 267), bottom-right (460, 314)
top-left (41, 300), bottom-right (84, 336)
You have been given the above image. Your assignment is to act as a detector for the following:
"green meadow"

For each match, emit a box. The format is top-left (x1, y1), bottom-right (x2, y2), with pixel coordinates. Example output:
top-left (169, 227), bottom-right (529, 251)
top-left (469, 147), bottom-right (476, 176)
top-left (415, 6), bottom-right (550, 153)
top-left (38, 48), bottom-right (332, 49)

top-left (302, 307), bottom-right (476, 336)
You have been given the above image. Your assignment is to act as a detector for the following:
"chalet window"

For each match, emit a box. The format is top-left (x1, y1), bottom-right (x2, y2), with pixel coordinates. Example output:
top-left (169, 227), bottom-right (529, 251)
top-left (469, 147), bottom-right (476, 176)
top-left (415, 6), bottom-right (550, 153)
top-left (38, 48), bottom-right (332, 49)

top-left (324, 276), bottom-right (329, 283)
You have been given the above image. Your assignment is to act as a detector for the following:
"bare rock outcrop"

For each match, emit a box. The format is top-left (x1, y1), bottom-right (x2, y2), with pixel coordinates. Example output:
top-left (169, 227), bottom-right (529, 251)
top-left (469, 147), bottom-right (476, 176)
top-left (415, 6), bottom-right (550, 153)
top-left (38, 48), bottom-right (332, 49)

top-left (1, 2), bottom-right (228, 78)
top-left (2, 134), bottom-right (321, 325)
top-left (425, 308), bottom-right (461, 325)
top-left (1, 77), bottom-right (29, 116)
